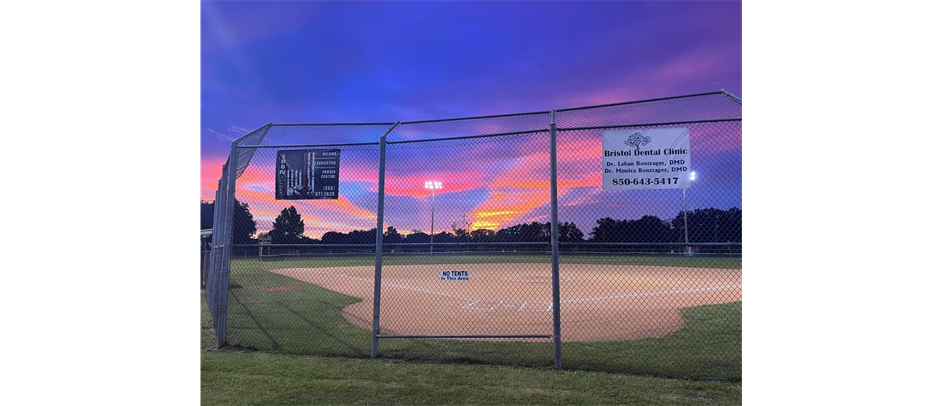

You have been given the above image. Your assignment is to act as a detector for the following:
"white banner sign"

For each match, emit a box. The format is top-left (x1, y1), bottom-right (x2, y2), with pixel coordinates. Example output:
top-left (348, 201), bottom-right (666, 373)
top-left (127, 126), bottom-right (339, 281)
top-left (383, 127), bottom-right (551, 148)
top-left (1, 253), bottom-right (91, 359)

top-left (602, 128), bottom-right (691, 190)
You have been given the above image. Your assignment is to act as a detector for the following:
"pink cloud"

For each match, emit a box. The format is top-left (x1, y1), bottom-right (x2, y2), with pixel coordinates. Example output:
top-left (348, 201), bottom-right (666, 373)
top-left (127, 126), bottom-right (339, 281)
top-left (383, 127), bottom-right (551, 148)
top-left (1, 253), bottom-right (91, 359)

top-left (560, 43), bottom-right (739, 109)
top-left (200, 157), bottom-right (227, 200)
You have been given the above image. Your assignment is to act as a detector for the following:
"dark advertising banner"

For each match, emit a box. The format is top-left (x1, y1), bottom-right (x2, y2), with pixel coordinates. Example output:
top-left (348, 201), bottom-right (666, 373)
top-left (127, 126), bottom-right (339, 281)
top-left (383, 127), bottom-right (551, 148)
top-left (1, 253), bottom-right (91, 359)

top-left (275, 149), bottom-right (340, 200)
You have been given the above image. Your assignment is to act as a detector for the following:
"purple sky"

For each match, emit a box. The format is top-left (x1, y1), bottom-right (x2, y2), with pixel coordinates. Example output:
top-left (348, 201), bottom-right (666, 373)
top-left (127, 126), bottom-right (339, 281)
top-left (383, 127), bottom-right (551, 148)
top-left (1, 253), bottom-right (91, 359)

top-left (201, 1), bottom-right (742, 237)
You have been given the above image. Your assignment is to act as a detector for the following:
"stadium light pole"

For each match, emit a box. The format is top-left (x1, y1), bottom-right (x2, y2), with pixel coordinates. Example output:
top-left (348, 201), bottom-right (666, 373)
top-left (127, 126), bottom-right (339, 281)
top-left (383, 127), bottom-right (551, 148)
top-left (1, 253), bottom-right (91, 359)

top-left (425, 181), bottom-right (442, 254)
top-left (683, 171), bottom-right (696, 255)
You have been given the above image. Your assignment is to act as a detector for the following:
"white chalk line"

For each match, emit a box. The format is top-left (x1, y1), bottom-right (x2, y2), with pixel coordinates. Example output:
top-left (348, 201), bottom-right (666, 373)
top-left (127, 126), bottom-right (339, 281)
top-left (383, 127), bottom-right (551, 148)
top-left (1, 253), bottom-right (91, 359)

top-left (461, 300), bottom-right (482, 309)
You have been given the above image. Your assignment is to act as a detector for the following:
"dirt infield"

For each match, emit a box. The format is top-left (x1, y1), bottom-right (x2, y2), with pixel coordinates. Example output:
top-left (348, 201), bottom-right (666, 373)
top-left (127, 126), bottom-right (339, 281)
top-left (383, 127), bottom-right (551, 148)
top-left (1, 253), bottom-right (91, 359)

top-left (271, 263), bottom-right (741, 342)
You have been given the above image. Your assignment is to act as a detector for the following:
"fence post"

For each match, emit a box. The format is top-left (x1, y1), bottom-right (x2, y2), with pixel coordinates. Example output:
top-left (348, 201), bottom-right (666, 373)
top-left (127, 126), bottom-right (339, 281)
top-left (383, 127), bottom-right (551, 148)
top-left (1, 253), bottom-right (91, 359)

top-left (200, 237), bottom-right (206, 290)
top-left (217, 141), bottom-right (239, 348)
top-left (549, 111), bottom-right (562, 368)
top-left (210, 167), bottom-right (228, 335)
top-left (372, 122), bottom-right (399, 358)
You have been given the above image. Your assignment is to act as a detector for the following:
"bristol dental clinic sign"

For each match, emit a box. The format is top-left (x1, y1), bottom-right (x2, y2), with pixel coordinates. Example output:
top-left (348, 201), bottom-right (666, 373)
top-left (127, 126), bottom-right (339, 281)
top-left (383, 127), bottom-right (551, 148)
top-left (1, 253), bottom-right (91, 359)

top-left (602, 128), bottom-right (691, 190)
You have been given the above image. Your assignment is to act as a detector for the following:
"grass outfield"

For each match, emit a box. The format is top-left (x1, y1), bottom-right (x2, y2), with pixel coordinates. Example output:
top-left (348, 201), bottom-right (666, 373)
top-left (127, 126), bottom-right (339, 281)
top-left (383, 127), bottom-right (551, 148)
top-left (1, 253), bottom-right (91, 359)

top-left (222, 254), bottom-right (741, 380)
top-left (203, 298), bottom-right (742, 405)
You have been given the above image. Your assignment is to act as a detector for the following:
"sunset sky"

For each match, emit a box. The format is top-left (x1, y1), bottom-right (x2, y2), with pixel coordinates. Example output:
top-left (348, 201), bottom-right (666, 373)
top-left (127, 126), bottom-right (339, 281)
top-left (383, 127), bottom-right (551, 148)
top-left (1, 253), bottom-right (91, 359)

top-left (201, 1), bottom-right (742, 238)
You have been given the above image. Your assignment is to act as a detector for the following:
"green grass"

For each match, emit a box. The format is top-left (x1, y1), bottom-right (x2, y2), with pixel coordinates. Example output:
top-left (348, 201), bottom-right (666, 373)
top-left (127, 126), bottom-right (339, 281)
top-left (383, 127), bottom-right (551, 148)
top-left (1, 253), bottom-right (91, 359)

top-left (200, 293), bottom-right (216, 351)
top-left (220, 254), bottom-right (741, 380)
top-left (203, 298), bottom-right (742, 405)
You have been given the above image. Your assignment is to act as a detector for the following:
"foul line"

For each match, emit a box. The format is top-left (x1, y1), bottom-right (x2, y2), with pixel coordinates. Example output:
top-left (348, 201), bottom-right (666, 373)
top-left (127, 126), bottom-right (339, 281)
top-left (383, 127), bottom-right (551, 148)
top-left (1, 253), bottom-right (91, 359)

top-left (461, 300), bottom-right (481, 309)
top-left (561, 283), bottom-right (742, 304)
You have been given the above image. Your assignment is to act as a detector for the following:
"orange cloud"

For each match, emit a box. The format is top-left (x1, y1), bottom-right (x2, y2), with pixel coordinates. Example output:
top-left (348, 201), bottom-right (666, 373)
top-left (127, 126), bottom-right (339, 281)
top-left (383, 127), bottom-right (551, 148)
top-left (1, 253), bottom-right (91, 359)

top-left (203, 156), bottom-right (383, 237)
top-left (203, 131), bottom-right (616, 235)
top-left (382, 172), bottom-right (486, 198)
top-left (466, 136), bottom-right (600, 230)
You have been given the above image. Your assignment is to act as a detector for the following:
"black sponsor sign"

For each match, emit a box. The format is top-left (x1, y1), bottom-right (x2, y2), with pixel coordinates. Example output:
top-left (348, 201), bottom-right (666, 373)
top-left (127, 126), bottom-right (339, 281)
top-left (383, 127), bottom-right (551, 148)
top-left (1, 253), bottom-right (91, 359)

top-left (275, 149), bottom-right (340, 200)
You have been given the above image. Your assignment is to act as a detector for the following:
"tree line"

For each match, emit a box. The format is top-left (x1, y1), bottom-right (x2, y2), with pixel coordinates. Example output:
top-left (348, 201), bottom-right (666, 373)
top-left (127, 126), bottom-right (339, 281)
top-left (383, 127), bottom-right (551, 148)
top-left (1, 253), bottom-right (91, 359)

top-left (201, 201), bottom-right (741, 245)
top-left (200, 200), bottom-right (257, 244)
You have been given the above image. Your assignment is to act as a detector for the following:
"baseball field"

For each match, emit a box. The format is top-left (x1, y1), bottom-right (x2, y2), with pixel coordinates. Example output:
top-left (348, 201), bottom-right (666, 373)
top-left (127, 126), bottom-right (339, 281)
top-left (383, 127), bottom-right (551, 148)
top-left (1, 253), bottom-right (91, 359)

top-left (223, 253), bottom-right (742, 380)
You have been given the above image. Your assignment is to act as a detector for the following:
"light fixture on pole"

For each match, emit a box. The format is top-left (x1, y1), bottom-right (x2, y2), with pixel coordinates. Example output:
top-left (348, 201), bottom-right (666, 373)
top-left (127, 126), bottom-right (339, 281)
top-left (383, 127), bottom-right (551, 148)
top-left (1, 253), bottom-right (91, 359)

top-left (424, 181), bottom-right (442, 254)
top-left (683, 171), bottom-right (696, 255)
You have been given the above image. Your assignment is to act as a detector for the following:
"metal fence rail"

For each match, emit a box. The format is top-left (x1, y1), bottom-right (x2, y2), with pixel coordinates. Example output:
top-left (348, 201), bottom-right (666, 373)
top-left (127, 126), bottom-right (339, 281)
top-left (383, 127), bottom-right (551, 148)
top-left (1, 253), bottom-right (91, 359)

top-left (204, 90), bottom-right (742, 379)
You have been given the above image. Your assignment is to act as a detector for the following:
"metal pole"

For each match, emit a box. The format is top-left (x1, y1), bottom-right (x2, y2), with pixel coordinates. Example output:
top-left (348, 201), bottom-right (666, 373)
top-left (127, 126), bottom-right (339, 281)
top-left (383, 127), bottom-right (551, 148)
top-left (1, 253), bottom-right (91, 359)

top-left (430, 187), bottom-right (435, 255)
top-left (683, 188), bottom-right (688, 255)
top-left (200, 237), bottom-right (207, 289)
top-left (549, 111), bottom-right (562, 369)
top-left (720, 88), bottom-right (743, 104)
top-left (208, 182), bottom-right (222, 328)
top-left (217, 142), bottom-right (239, 348)
top-left (204, 241), bottom-right (211, 287)
top-left (371, 122), bottom-right (398, 358)
top-left (213, 170), bottom-right (227, 333)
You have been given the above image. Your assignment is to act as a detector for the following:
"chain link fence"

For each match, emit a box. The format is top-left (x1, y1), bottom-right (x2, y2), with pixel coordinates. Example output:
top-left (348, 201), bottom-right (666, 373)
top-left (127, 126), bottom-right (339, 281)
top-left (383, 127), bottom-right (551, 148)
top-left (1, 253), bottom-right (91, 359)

top-left (200, 231), bottom-right (211, 290)
top-left (204, 90), bottom-right (742, 379)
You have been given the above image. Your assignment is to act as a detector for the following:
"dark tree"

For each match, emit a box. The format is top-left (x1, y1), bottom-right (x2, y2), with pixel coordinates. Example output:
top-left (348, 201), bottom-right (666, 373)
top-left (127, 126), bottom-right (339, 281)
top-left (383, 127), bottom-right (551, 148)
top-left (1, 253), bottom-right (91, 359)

top-left (432, 231), bottom-right (454, 243)
top-left (470, 228), bottom-right (495, 242)
top-left (701, 207), bottom-right (742, 243)
top-left (495, 224), bottom-right (522, 241)
top-left (452, 228), bottom-right (471, 242)
top-left (589, 215), bottom-right (670, 243)
top-left (404, 231), bottom-right (430, 244)
top-left (589, 217), bottom-right (629, 242)
top-left (558, 222), bottom-right (585, 242)
top-left (271, 206), bottom-right (304, 244)
top-left (232, 201), bottom-right (258, 244)
top-left (347, 229), bottom-right (377, 244)
top-left (321, 231), bottom-right (345, 245)
top-left (200, 199), bottom-right (257, 244)
top-left (493, 222), bottom-right (551, 242)
top-left (451, 217), bottom-right (472, 242)
top-left (520, 222), bottom-right (551, 241)
top-left (384, 226), bottom-right (404, 244)
top-left (627, 215), bottom-right (671, 243)
top-left (671, 207), bottom-right (742, 243)
top-left (723, 207), bottom-right (743, 242)
top-left (200, 200), bottom-right (214, 230)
